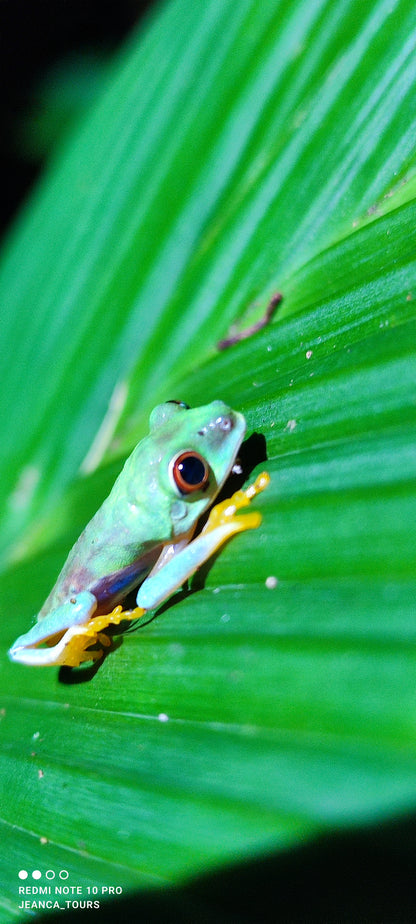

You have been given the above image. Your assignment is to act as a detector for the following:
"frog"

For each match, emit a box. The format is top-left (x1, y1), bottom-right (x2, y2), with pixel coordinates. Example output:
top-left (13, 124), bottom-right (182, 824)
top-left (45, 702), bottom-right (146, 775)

top-left (8, 400), bottom-right (269, 667)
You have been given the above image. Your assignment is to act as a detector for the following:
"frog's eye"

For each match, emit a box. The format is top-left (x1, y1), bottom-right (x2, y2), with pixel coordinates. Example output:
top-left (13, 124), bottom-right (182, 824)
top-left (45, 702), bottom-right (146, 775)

top-left (170, 451), bottom-right (209, 495)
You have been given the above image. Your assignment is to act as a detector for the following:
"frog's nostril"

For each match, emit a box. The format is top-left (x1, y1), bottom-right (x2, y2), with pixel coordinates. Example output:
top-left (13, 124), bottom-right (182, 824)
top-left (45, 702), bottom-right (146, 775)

top-left (217, 415), bottom-right (233, 432)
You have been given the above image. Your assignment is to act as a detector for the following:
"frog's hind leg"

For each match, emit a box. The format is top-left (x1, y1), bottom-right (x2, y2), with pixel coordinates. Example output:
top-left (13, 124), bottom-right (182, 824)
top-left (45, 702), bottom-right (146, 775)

top-left (54, 603), bottom-right (146, 667)
top-left (8, 593), bottom-right (145, 668)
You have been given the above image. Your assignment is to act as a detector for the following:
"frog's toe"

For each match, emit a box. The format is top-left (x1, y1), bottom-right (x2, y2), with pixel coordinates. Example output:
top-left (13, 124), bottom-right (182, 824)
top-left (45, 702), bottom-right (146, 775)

top-left (203, 470), bottom-right (270, 533)
top-left (73, 645), bottom-right (105, 664)
top-left (57, 624), bottom-right (112, 667)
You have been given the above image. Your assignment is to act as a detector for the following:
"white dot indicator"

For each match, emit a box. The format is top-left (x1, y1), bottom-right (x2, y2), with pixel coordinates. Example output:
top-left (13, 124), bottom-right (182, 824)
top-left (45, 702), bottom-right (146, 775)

top-left (32, 870), bottom-right (42, 880)
top-left (18, 870), bottom-right (28, 880)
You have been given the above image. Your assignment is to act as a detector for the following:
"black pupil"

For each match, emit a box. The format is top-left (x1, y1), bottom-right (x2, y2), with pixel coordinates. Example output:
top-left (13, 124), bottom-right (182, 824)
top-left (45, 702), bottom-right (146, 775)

top-left (178, 456), bottom-right (206, 486)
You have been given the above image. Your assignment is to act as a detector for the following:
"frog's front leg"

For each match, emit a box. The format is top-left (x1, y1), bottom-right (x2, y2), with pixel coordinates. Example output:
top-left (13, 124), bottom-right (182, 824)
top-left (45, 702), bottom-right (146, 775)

top-left (137, 471), bottom-right (270, 610)
top-left (8, 591), bottom-right (100, 667)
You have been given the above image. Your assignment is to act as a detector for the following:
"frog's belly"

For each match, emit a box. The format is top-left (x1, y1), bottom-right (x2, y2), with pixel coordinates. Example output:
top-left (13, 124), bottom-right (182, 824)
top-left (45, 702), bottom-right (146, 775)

top-left (90, 544), bottom-right (163, 614)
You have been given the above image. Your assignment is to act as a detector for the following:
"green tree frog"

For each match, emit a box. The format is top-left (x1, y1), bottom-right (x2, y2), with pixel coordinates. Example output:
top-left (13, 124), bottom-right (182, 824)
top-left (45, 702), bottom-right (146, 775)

top-left (9, 401), bottom-right (269, 668)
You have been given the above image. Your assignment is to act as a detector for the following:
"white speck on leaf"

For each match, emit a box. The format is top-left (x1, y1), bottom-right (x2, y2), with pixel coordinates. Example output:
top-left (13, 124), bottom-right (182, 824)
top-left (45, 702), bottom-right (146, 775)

top-left (285, 419), bottom-right (297, 432)
top-left (265, 576), bottom-right (278, 589)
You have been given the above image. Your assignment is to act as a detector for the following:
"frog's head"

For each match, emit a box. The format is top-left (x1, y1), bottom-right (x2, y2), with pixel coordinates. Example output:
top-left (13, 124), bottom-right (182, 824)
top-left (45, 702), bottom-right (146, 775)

top-left (147, 400), bottom-right (246, 536)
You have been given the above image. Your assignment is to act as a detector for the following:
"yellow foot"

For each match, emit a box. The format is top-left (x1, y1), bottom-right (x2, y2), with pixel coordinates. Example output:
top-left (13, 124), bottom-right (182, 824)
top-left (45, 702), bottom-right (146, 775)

top-left (202, 470), bottom-right (270, 536)
top-left (84, 604), bottom-right (145, 634)
top-left (57, 605), bottom-right (146, 667)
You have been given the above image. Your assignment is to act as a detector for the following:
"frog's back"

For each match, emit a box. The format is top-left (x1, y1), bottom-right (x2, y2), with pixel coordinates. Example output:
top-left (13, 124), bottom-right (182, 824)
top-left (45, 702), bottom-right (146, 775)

top-left (38, 492), bottom-right (163, 619)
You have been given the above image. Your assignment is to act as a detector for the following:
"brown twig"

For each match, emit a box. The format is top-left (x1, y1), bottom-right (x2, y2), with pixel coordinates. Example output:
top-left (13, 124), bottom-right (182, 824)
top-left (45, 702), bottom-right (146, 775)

top-left (217, 292), bottom-right (282, 350)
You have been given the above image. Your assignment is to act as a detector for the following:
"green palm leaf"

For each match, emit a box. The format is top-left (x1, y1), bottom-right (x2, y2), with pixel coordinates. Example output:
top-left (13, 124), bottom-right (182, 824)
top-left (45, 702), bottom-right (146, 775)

top-left (0, 0), bottom-right (415, 918)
